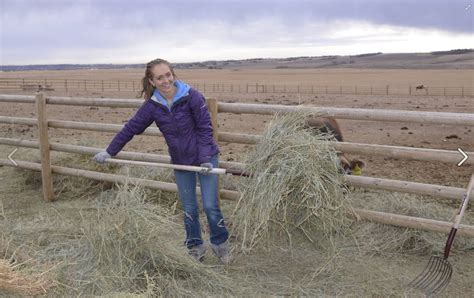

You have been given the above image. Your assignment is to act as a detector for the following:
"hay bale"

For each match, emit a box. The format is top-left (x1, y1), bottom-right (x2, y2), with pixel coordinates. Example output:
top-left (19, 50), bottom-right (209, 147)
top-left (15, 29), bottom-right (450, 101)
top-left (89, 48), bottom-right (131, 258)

top-left (232, 112), bottom-right (352, 252)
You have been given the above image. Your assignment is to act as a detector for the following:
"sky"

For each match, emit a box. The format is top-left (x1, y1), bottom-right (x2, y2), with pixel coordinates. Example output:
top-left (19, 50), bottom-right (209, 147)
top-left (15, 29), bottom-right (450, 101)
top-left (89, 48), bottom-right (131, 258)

top-left (0, 0), bottom-right (473, 65)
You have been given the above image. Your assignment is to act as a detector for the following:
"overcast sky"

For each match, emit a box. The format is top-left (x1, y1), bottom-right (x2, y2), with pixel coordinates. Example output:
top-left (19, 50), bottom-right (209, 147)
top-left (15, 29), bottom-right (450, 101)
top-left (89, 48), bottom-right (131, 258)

top-left (0, 0), bottom-right (472, 65)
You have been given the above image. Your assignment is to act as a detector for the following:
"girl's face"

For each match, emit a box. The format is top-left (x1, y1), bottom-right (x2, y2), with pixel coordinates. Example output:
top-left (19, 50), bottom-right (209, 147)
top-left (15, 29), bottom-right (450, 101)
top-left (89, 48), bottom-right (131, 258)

top-left (149, 63), bottom-right (175, 95)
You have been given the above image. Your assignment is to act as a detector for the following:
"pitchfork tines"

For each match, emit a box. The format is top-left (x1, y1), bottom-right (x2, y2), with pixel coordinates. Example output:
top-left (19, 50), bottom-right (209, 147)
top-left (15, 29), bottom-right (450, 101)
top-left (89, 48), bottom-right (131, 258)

top-left (408, 255), bottom-right (452, 296)
top-left (408, 173), bottom-right (474, 296)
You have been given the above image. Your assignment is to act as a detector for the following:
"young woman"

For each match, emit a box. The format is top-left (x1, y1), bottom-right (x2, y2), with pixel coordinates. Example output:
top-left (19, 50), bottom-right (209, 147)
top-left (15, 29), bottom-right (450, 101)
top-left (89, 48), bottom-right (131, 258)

top-left (93, 58), bottom-right (230, 264)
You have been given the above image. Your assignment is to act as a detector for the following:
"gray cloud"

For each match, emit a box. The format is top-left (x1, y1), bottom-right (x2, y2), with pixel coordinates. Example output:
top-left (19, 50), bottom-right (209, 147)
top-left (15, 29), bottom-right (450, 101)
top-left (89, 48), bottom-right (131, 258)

top-left (1, 0), bottom-right (472, 64)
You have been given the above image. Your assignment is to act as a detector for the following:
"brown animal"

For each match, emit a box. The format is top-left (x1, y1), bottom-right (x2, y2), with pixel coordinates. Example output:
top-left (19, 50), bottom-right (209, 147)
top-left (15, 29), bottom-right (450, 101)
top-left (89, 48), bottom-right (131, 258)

top-left (306, 117), bottom-right (366, 175)
top-left (416, 85), bottom-right (425, 90)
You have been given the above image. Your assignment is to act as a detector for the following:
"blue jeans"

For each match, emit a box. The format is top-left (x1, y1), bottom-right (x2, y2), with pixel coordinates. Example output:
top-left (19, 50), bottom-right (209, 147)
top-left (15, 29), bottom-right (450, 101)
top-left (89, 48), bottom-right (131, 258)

top-left (174, 154), bottom-right (229, 248)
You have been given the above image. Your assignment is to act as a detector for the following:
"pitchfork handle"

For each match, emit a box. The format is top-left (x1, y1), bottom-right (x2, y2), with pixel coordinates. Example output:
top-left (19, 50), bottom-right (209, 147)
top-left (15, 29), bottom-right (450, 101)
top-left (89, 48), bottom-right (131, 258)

top-left (443, 173), bottom-right (474, 259)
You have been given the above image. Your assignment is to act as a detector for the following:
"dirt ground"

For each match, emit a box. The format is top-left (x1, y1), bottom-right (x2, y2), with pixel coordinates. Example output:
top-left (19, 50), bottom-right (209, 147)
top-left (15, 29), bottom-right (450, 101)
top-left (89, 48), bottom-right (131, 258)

top-left (0, 68), bottom-right (473, 296)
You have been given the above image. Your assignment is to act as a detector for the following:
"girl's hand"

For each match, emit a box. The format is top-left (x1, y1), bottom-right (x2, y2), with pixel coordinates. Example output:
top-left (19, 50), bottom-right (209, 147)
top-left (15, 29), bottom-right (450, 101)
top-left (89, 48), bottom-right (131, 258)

top-left (93, 151), bottom-right (111, 164)
top-left (200, 162), bottom-right (213, 174)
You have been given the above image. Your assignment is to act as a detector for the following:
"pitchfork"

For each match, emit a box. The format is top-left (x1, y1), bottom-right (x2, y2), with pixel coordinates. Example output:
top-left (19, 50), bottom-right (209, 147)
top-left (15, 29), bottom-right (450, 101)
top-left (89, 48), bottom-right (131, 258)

top-left (104, 158), bottom-right (228, 174)
top-left (408, 172), bottom-right (474, 296)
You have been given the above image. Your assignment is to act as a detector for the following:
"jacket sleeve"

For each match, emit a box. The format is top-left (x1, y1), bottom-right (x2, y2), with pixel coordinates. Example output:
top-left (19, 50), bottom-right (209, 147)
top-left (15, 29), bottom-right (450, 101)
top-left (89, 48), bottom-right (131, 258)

top-left (189, 91), bottom-right (217, 164)
top-left (106, 102), bottom-right (154, 156)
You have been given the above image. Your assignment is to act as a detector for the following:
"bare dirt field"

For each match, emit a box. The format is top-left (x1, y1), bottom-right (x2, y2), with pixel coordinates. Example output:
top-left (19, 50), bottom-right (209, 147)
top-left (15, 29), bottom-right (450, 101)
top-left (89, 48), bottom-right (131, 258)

top-left (1, 68), bottom-right (473, 296)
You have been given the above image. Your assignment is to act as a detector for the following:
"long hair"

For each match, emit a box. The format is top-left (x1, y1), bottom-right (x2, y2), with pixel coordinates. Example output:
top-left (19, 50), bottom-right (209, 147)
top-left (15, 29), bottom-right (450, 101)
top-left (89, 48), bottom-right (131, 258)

top-left (138, 58), bottom-right (177, 100)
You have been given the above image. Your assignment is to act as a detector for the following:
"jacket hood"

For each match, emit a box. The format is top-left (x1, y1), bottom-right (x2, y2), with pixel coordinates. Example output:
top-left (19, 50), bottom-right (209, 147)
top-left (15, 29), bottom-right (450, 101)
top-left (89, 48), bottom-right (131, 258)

top-left (150, 80), bottom-right (191, 109)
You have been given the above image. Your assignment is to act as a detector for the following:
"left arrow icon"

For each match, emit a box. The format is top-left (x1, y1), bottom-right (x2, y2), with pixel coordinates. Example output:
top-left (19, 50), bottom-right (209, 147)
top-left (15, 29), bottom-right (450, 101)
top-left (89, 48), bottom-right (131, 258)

top-left (8, 148), bottom-right (18, 166)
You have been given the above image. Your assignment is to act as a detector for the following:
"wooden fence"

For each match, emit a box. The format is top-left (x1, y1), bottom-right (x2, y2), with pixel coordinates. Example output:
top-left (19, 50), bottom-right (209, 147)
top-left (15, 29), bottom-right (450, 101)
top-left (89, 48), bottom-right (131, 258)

top-left (0, 93), bottom-right (474, 237)
top-left (0, 78), bottom-right (472, 97)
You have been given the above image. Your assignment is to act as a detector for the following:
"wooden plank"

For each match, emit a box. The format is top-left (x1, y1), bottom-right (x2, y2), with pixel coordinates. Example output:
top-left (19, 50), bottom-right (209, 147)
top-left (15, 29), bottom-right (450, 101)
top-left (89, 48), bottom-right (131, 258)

top-left (0, 137), bottom-right (470, 201)
top-left (354, 208), bottom-right (474, 237)
top-left (206, 97), bottom-right (221, 201)
top-left (218, 102), bottom-right (474, 126)
top-left (207, 98), bottom-right (219, 141)
top-left (0, 159), bottom-right (239, 201)
top-left (1, 116), bottom-right (468, 165)
top-left (35, 93), bottom-right (54, 202)
top-left (1, 158), bottom-right (472, 236)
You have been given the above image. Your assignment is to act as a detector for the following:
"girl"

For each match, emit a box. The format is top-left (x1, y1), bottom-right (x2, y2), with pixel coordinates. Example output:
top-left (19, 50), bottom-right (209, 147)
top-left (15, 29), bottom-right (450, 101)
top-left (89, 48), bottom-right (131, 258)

top-left (93, 58), bottom-right (230, 264)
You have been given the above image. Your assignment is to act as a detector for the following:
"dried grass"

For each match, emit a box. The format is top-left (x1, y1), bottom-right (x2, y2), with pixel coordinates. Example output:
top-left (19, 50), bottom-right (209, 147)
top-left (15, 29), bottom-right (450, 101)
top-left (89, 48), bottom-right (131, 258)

top-left (0, 258), bottom-right (53, 295)
top-left (232, 112), bottom-right (352, 252)
top-left (38, 182), bottom-right (234, 296)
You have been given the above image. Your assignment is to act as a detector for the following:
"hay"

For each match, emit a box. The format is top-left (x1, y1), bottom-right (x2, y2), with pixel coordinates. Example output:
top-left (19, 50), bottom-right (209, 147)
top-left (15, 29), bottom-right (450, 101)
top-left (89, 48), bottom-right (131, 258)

top-left (40, 182), bottom-right (234, 296)
top-left (350, 191), bottom-right (474, 254)
top-left (0, 258), bottom-right (53, 296)
top-left (232, 112), bottom-right (352, 252)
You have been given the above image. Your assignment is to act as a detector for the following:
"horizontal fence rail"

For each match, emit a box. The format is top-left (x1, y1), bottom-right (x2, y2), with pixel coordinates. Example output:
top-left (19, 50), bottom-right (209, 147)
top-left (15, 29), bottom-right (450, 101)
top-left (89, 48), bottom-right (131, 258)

top-left (0, 78), bottom-right (472, 97)
top-left (1, 93), bottom-right (473, 237)
top-left (0, 136), bottom-right (472, 201)
top-left (1, 158), bottom-right (473, 237)
top-left (1, 117), bottom-right (472, 165)
top-left (2, 95), bottom-right (474, 126)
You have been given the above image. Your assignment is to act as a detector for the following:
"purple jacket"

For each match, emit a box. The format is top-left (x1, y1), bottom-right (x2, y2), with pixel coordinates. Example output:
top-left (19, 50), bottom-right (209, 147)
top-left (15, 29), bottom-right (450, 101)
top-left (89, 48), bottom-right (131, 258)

top-left (106, 88), bottom-right (219, 165)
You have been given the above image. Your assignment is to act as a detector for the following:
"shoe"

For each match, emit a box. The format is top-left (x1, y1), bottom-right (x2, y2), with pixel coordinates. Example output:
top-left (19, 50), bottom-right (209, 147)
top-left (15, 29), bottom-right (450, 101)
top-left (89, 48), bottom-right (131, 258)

top-left (211, 240), bottom-right (231, 264)
top-left (188, 243), bottom-right (207, 262)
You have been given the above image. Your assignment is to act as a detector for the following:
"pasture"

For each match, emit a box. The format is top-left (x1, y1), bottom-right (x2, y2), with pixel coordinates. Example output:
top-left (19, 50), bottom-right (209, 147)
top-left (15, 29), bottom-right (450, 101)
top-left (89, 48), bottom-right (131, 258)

top-left (0, 67), bottom-right (473, 296)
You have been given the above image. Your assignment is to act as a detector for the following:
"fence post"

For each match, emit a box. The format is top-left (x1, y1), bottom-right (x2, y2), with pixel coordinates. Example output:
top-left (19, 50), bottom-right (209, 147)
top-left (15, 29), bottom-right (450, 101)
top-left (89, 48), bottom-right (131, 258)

top-left (340, 86), bottom-right (342, 94)
top-left (386, 85), bottom-right (389, 95)
top-left (207, 97), bottom-right (220, 200)
top-left (370, 86), bottom-right (373, 95)
top-left (462, 87), bottom-right (464, 97)
top-left (84, 80), bottom-right (87, 91)
top-left (118, 81), bottom-right (121, 92)
top-left (35, 92), bottom-right (54, 202)
top-left (409, 85), bottom-right (411, 95)
top-left (65, 79), bottom-right (68, 92)
top-left (325, 85), bottom-right (328, 94)
top-left (444, 87), bottom-right (446, 96)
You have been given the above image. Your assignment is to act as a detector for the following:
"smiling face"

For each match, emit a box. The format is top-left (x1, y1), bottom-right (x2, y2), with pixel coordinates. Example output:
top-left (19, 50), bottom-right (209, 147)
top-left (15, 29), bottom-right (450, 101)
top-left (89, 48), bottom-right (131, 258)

top-left (148, 63), bottom-right (176, 96)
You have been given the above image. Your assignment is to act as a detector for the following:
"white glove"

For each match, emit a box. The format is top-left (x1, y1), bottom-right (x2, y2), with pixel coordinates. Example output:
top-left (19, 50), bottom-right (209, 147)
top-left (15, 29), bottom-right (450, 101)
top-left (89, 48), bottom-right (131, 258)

top-left (93, 151), bottom-right (111, 164)
top-left (200, 162), bottom-right (213, 175)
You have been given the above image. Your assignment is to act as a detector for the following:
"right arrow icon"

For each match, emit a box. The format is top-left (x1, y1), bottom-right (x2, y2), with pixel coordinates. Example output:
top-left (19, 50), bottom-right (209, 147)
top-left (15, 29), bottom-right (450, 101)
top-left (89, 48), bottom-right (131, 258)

top-left (457, 148), bottom-right (469, 167)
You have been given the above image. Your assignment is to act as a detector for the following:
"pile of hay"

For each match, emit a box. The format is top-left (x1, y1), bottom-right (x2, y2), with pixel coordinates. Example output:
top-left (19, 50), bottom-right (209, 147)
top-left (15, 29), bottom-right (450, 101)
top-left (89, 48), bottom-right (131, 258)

top-left (232, 112), bottom-right (352, 252)
top-left (37, 182), bottom-right (233, 296)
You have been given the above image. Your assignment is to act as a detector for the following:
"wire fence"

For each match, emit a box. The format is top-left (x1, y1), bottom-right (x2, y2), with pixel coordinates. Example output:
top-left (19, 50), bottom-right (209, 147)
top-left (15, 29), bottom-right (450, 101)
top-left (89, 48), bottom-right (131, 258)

top-left (0, 77), bottom-right (472, 97)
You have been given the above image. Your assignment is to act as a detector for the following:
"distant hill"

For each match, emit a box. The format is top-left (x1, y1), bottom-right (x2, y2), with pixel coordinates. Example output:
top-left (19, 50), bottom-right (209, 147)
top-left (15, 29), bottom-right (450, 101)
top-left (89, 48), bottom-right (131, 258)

top-left (1, 49), bottom-right (472, 72)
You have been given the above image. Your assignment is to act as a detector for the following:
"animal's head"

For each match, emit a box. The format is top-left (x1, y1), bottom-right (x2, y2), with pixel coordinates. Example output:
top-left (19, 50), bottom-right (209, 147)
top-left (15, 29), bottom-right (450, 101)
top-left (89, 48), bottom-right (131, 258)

top-left (339, 156), bottom-right (365, 175)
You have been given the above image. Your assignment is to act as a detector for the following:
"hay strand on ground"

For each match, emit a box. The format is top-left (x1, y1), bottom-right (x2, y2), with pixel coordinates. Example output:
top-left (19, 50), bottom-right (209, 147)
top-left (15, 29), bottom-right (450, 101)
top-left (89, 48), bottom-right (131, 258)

top-left (0, 259), bottom-right (53, 295)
